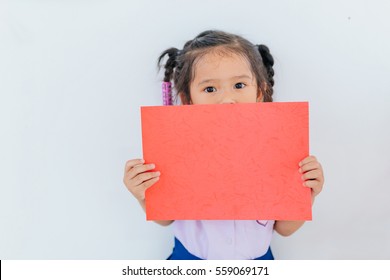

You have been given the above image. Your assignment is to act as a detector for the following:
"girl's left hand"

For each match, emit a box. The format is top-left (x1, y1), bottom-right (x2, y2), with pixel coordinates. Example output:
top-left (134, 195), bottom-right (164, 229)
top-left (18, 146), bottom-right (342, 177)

top-left (299, 155), bottom-right (324, 200)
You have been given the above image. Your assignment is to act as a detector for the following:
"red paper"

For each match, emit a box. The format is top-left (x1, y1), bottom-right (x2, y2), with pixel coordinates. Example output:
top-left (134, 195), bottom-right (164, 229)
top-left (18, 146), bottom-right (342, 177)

top-left (141, 102), bottom-right (311, 220)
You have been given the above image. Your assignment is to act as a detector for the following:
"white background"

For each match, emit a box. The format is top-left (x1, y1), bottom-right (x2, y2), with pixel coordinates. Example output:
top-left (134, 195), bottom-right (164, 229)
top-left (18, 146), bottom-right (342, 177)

top-left (0, 0), bottom-right (389, 259)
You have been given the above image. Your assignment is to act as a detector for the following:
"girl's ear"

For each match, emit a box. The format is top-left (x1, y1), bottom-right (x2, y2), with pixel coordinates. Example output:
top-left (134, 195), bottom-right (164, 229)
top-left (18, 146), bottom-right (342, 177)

top-left (257, 82), bottom-right (267, 102)
top-left (179, 92), bottom-right (192, 105)
top-left (257, 88), bottom-right (264, 102)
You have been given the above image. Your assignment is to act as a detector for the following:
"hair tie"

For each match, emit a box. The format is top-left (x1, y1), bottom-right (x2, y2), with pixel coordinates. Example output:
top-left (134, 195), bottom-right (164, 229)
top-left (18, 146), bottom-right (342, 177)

top-left (162, 81), bottom-right (173, 105)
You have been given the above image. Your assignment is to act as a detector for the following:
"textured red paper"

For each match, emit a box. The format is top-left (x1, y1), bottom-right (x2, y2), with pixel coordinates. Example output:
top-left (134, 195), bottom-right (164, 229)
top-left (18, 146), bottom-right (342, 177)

top-left (141, 102), bottom-right (311, 220)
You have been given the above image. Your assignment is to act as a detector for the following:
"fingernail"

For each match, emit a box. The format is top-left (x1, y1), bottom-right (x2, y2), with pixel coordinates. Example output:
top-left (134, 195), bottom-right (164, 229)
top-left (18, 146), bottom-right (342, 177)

top-left (299, 168), bottom-right (302, 173)
top-left (156, 171), bottom-right (161, 176)
top-left (150, 164), bottom-right (155, 168)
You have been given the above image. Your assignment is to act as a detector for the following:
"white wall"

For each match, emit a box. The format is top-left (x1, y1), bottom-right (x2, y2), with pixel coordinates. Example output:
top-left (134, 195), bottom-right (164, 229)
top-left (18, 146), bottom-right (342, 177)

top-left (1, 0), bottom-right (389, 259)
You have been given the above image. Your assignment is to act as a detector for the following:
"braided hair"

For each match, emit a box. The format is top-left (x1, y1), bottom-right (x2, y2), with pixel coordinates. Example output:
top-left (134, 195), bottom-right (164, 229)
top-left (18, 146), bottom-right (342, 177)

top-left (158, 30), bottom-right (275, 104)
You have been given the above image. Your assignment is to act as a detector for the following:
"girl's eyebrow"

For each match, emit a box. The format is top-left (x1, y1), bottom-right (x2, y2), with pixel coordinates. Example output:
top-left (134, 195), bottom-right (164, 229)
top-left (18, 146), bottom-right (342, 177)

top-left (197, 75), bottom-right (252, 86)
top-left (197, 79), bottom-right (218, 86)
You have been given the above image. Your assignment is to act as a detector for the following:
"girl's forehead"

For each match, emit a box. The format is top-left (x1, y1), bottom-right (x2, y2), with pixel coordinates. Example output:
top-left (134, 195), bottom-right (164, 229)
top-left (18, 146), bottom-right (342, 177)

top-left (196, 50), bottom-right (248, 65)
top-left (193, 51), bottom-right (253, 77)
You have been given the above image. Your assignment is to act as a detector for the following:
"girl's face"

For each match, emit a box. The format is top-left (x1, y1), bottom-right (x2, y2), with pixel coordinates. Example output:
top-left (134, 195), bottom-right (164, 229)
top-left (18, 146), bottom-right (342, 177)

top-left (189, 51), bottom-right (261, 105)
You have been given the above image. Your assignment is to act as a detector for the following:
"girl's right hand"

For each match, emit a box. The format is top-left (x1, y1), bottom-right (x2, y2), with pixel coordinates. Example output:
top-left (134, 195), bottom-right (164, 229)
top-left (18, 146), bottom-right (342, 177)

top-left (123, 159), bottom-right (160, 202)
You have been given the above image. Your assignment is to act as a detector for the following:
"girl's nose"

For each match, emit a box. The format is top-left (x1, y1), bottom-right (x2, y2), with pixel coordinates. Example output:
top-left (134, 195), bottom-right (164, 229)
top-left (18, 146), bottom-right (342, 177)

top-left (219, 90), bottom-right (236, 104)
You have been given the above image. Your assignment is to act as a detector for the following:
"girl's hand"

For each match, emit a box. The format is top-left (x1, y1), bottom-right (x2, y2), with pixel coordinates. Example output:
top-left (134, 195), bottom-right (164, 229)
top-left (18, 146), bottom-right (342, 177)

top-left (274, 156), bottom-right (324, 236)
top-left (299, 155), bottom-right (324, 200)
top-left (123, 159), bottom-right (160, 202)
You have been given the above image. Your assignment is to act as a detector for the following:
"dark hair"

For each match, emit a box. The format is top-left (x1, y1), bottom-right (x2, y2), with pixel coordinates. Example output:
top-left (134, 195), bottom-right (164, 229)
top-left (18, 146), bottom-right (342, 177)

top-left (158, 30), bottom-right (275, 104)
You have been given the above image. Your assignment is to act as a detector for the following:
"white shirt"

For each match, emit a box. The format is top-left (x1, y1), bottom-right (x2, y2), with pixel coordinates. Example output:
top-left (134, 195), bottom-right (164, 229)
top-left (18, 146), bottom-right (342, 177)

top-left (173, 220), bottom-right (275, 259)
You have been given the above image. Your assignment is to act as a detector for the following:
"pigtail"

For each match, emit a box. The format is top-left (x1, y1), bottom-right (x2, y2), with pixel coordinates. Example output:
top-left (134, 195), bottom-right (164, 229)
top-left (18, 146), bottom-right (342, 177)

top-left (257, 44), bottom-right (275, 86)
top-left (157, 47), bottom-right (179, 82)
top-left (158, 48), bottom-right (180, 105)
top-left (257, 44), bottom-right (275, 102)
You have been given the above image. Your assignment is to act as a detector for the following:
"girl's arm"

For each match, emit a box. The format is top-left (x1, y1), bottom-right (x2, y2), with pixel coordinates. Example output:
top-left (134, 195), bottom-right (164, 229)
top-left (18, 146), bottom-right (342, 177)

top-left (274, 156), bottom-right (324, 236)
top-left (274, 220), bottom-right (305, 236)
top-left (123, 159), bottom-right (173, 227)
top-left (274, 197), bottom-right (315, 236)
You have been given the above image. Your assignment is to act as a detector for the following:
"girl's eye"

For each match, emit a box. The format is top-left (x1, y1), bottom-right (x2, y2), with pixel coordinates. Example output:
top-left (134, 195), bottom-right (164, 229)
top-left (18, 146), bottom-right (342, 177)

top-left (234, 83), bottom-right (246, 89)
top-left (204, 86), bottom-right (217, 93)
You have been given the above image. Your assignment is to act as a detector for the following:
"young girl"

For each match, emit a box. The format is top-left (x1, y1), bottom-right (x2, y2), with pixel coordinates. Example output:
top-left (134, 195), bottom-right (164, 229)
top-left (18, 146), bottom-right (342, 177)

top-left (123, 30), bottom-right (324, 260)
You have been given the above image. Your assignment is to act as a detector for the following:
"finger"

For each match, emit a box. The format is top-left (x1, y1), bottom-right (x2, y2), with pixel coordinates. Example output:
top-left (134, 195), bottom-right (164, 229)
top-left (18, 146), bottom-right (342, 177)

top-left (124, 159), bottom-right (145, 173)
top-left (299, 155), bottom-right (317, 167)
top-left (299, 161), bottom-right (322, 174)
top-left (131, 171), bottom-right (160, 187)
top-left (301, 169), bottom-right (322, 181)
top-left (136, 177), bottom-right (160, 200)
top-left (127, 163), bottom-right (156, 180)
top-left (303, 180), bottom-right (323, 195)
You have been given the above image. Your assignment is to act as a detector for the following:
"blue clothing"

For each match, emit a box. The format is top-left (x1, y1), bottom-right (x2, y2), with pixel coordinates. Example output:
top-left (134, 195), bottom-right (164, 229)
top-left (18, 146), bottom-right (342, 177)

top-left (167, 237), bottom-right (274, 260)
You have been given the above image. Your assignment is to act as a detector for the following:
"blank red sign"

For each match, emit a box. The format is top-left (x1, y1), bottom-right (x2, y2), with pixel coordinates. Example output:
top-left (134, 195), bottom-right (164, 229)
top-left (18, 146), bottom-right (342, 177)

top-left (141, 102), bottom-right (311, 220)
